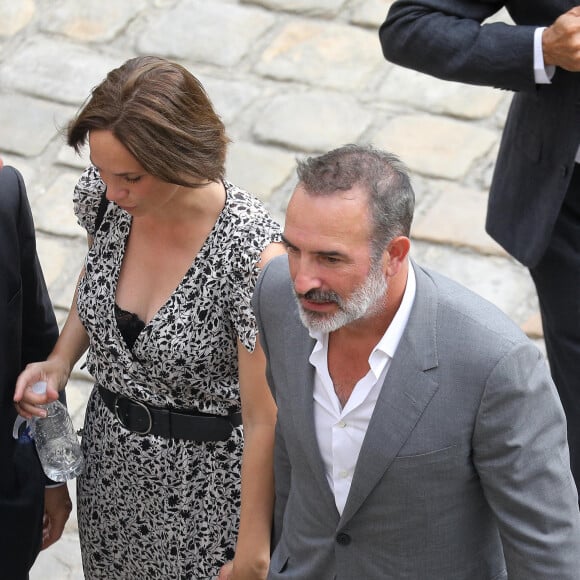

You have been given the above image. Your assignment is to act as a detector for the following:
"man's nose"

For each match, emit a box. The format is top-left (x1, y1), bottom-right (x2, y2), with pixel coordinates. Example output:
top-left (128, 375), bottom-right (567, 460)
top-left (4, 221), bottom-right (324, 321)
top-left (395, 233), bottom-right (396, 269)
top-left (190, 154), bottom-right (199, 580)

top-left (292, 259), bottom-right (322, 296)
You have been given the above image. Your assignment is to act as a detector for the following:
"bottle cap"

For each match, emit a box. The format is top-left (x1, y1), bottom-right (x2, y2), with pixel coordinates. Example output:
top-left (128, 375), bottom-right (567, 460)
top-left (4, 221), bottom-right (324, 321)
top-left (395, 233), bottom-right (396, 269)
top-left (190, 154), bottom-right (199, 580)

top-left (31, 381), bottom-right (48, 395)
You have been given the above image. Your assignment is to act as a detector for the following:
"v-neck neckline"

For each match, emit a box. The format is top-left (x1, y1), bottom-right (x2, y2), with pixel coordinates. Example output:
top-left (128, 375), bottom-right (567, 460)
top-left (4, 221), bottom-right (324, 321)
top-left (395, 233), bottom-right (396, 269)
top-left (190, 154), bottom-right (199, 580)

top-left (110, 181), bottom-right (230, 346)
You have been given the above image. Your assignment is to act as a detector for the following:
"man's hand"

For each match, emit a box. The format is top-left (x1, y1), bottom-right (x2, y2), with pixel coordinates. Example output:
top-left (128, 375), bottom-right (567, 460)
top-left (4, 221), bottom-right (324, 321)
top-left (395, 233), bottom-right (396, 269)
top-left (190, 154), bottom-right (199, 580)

top-left (543, 7), bottom-right (580, 70)
top-left (41, 484), bottom-right (72, 549)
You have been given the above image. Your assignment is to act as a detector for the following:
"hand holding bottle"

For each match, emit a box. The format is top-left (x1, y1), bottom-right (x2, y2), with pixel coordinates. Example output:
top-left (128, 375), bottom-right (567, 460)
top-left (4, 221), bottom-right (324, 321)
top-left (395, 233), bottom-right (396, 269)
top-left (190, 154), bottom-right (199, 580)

top-left (28, 381), bottom-right (84, 482)
top-left (13, 356), bottom-right (71, 419)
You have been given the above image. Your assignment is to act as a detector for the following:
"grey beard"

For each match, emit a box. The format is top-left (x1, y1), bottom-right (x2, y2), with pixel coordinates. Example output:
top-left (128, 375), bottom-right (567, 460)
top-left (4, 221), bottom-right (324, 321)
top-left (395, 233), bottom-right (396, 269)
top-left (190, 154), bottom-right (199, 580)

top-left (295, 265), bottom-right (388, 334)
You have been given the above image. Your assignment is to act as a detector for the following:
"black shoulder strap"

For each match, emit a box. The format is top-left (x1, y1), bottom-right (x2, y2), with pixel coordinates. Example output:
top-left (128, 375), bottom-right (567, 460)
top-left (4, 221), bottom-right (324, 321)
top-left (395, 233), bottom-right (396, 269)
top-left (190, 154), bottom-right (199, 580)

top-left (95, 188), bottom-right (108, 231)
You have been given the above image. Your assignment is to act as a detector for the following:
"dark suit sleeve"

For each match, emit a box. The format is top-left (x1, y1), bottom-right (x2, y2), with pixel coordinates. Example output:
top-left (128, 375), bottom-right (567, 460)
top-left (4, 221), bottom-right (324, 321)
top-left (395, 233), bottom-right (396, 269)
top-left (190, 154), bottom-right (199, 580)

top-left (14, 170), bottom-right (63, 488)
top-left (380, 0), bottom-right (537, 92)
top-left (473, 342), bottom-right (580, 578)
top-left (15, 169), bottom-right (59, 366)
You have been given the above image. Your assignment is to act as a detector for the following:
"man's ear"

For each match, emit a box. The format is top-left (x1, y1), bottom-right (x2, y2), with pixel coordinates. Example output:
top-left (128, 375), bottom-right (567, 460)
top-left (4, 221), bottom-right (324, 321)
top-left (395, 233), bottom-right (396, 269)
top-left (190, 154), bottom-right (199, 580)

top-left (382, 236), bottom-right (411, 277)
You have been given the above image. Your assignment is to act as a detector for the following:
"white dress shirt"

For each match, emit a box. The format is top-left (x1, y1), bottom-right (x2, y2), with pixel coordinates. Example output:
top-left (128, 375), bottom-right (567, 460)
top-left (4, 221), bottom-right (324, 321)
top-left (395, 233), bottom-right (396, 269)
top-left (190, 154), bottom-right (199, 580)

top-left (533, 27), bottom-right (555, 84)
top-left (308, 262), bottom-right (417, 515)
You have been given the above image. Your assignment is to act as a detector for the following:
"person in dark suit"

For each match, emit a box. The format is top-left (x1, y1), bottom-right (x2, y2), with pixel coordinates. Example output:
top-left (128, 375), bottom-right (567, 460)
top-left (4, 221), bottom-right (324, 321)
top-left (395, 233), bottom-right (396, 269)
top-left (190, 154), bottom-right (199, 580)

top-left (0, 156), bottom-right (72, 579)
top-left (253, 145), bottom-right (580, 579)
top-left (380, 1), bottom-right (580, 496)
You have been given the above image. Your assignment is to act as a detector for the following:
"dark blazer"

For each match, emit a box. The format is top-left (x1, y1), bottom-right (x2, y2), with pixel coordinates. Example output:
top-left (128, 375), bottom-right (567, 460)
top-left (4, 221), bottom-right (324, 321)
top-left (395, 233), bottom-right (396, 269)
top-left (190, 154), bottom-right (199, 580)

top-left (380, 0), bottom-right (580, 267)
top-left (0, 166), bottom-right (59, 578)
top-left (254, 255), bottom-right (580, 579)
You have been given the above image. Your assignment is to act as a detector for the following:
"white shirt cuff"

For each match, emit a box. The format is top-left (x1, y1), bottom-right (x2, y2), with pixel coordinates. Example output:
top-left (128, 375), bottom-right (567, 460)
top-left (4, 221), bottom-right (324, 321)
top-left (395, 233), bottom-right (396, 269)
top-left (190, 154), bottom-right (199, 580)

top-left (534, 27), bottom-right (555, 83)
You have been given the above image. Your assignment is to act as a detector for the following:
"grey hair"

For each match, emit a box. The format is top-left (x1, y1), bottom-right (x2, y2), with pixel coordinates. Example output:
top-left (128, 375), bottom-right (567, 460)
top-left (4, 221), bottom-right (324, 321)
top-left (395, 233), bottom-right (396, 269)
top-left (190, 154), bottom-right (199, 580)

top-left (296, 144), bottom-right (415, 260)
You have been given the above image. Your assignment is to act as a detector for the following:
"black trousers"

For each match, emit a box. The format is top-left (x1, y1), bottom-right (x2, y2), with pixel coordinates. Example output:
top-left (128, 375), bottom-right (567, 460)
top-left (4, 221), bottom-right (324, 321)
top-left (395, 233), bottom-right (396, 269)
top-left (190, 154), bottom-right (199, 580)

top-left (530, 163), bottom-right (580, 496)
top-left (0, 439), bottom-right (44, 580)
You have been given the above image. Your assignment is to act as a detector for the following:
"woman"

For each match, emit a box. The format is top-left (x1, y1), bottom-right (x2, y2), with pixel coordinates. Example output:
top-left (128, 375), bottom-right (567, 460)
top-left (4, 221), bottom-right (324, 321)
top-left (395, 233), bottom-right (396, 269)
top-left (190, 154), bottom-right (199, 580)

top-left (14, 56), bottom-right (282, 579)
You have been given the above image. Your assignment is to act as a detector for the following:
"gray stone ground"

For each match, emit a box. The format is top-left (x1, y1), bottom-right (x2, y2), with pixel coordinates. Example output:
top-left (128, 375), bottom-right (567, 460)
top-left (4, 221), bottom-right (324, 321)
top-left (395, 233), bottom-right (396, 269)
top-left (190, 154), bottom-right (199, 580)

top-left (0, 1), bottom-right (542, 578)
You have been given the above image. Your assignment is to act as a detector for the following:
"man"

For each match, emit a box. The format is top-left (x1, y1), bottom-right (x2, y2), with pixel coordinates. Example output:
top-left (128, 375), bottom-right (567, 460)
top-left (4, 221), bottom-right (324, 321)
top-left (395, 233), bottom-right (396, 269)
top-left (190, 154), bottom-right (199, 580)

top-left (380, 1), bottom-right (580, 497)
top-left (253, 145), bottom-right (580, 579)
top-left (0, 157), bottom-right (72, 579)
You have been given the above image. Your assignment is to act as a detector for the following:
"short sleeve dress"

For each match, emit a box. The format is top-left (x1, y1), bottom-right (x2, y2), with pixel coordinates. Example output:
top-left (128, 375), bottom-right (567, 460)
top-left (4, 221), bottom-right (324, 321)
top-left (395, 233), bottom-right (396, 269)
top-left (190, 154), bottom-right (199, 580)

top-left (73, 166), bottom-right (281, 579)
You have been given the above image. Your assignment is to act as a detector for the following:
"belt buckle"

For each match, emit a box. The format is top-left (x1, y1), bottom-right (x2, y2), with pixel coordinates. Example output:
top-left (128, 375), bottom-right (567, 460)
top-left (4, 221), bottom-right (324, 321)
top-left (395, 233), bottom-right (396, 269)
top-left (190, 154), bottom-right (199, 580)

top-left (114, 395), bottom-right (153, 435)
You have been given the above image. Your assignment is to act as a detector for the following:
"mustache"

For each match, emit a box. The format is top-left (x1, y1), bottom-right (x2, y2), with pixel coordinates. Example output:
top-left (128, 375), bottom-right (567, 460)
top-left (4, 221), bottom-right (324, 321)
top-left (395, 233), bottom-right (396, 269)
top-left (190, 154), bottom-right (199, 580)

top-left (297, 289), bottom-right (341, 304)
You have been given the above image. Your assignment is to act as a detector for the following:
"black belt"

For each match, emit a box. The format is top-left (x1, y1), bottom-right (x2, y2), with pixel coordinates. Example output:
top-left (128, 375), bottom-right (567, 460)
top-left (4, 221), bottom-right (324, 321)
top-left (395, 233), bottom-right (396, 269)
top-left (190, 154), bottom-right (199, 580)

top-left (98, 385), bottom-right (242, 441)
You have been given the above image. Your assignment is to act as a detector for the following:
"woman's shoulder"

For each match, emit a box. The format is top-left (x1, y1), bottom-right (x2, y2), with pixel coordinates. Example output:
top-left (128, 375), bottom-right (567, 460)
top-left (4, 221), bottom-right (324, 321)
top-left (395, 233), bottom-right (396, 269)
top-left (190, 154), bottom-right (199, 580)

top-left (73, 166), bottom-right (106, 235)
top-left (75, 166), bottom-right (106, 201)
top-left (222, 180), bottom-right (281, 231)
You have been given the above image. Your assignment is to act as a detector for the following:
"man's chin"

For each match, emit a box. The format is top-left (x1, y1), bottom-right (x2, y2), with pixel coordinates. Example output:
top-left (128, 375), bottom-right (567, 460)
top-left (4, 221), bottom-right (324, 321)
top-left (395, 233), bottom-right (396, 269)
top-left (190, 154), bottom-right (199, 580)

top-left (298, 307), bottom-right (344, 334)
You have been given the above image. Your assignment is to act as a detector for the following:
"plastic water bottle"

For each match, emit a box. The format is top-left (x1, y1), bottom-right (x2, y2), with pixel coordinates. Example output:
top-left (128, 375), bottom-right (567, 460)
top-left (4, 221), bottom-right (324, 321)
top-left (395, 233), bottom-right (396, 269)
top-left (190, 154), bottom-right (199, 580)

top-left (29, 381), bottom-right (84, 481)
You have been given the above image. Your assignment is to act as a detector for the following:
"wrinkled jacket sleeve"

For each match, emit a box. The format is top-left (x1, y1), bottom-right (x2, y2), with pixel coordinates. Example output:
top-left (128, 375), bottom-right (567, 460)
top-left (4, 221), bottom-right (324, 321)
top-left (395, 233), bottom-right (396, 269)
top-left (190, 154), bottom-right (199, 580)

top-left (16, 169), bottom-right (59, 367)
top-left (473, 342), bottom-right (580, 578)
top-left (380, 0), bottom-right (537, 92)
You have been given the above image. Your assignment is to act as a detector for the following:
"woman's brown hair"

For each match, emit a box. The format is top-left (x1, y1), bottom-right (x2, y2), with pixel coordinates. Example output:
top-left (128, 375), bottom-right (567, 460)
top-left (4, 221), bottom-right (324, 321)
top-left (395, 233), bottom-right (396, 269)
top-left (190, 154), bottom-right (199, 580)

top-left (68, 56), bottom-right (229, 186)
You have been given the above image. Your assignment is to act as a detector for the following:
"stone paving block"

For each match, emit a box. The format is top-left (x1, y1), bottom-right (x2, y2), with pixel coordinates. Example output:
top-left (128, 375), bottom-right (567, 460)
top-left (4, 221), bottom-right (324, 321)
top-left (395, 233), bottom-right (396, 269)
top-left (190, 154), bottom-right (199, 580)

top-left (56, 144), bottom-right (91, 170)
top-left (36, 234), bottom-right (70, 290)
top-left (372, 114), bottom-right (497, 180)
top-left (412, 182), bottom-right (507, 257)
top-left (36, 234), bottom-right (86, 309)
top-left (32, 172), bottom-right (85, 237)
top-left (0, 153), bottom-right (38, 190)
top-left (0, 38), bottom-right (121, 105)
top-left (0, 0), bottom-right (35, 37)
top-left (0, 94), bottom-right (74, 157)
top-left (200, 75), bottom-right (261, 127)
top-left (411, 240), bottom-right (537, 325)
top-left (380, 67), bottom-right (505, 120)
top-left (349, 0), bottom-right (393, 28)
top-left (253, 91), bottom-right (373, 152)
top-left (226, 140), bottom-right (295, 202)
top-left (256, 19), bottom-right (383, 91)
top-left (242, 0), bottom-right (346, 17)
top-left (39, 0), bottom-right (148, 42)
top-left (137, 1), bottom-right (275, 67)
top-left (30, 526), bottom-right (83, 580)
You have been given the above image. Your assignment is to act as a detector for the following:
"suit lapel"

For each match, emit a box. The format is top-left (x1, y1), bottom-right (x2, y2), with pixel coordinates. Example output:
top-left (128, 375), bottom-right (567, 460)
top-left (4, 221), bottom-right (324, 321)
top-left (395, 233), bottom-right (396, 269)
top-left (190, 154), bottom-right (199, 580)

top-left (283, 305), bottom-right (339, 513)
top-left (340, 264), bottom-right (440, 525)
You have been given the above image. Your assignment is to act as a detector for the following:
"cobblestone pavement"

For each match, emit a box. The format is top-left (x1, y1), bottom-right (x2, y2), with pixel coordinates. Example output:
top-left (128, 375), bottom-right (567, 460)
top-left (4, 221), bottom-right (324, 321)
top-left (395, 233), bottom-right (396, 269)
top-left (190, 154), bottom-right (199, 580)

top-left (1, 1), bottom-right (541, 578)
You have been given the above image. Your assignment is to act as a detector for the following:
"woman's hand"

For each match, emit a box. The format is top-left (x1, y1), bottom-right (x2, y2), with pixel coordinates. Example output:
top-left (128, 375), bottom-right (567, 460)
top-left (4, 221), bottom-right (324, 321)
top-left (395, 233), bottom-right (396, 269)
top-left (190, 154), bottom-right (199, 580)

top-left (217, 560), bottom-right (233, 580)
top-left (13, 357), bottom-right (72, 418)
top-left (217, 558), bottom-right (269, 580)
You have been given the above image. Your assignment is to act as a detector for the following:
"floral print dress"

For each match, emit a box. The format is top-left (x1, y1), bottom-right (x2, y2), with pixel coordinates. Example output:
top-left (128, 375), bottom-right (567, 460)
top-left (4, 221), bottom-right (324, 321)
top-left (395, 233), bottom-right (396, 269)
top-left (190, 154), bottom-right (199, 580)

top-left (73, 166), bottom-right (281, 579)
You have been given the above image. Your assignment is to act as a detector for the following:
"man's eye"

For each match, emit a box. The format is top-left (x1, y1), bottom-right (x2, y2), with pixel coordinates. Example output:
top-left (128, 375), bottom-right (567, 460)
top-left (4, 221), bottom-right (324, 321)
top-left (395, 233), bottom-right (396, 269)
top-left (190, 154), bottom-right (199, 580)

top-left (323, 256), bottom-right (340, 264)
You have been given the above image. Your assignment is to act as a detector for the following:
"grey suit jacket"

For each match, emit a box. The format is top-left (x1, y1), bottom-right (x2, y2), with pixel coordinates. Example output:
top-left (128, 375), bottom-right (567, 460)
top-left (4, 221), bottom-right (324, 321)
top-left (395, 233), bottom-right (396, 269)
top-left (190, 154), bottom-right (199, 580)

top-left (253, 255), bottom-right (580, 580)
top-left (380, 0), bottom-right (580, 267)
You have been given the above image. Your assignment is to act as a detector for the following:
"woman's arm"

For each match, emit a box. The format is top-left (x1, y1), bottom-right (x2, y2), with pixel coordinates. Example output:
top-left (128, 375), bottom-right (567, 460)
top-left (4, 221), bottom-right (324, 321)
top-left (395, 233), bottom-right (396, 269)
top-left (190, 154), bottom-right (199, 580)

top-left (14, 243), bottom-right (92, 418)
top-left (221, 241), bottom-right (285, 580)
top-left (229, 338), bottom-right (277, 579)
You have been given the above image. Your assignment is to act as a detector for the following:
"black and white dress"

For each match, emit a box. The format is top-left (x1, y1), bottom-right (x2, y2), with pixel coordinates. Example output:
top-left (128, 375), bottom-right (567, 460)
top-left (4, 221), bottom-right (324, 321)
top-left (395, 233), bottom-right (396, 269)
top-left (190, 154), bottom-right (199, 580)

top-left (73, 166), bottom-right (281, 579)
